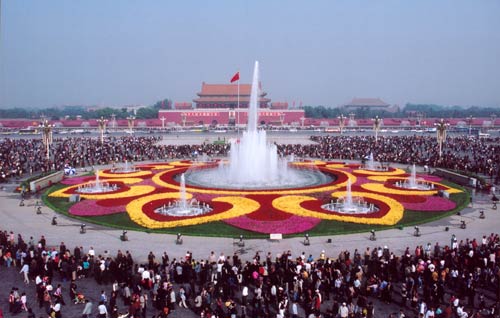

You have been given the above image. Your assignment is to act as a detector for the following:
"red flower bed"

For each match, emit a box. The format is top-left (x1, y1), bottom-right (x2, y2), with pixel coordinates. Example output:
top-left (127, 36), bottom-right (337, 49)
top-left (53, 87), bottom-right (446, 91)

top-left (244, 195), bottom-right (291, 221)
top-left (386, 194), bottom-right (427, 203)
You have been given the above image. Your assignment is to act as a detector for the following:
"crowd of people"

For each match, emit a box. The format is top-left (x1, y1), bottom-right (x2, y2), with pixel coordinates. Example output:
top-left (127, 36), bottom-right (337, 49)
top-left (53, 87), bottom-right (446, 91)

top-left (305, 135), bottom-right (499, 184)
top-left (0, 134), bottom-right (498, 185)
top-left (2, 225), bottom-right (500, 318)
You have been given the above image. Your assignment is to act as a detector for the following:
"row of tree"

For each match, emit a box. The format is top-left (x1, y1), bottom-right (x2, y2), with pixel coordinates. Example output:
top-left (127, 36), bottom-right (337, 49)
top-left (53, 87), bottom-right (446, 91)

top-left (303, 103), bottom-right (500, 119)
top-left (0, 99), bottom-right (172, 120)
top-left (0, 101), bottom-right (498, 120)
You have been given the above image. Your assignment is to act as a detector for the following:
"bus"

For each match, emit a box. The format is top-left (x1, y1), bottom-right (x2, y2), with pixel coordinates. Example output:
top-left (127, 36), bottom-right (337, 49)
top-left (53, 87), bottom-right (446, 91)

top-left (18, 128), bottom-right (39, 135)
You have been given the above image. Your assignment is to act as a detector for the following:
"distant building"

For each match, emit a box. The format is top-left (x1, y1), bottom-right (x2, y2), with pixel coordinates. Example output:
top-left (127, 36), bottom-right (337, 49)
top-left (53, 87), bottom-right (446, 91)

top-left (270, 102), bottom-right (289, 110)
top-left (174, 102), bottom-right (193, 110)
top-left (343, 98), bottom-right (391, 111)
top-left (193, 82), bottom-right (270, 109)
top-left (158, 82), bottom-right (303, 126)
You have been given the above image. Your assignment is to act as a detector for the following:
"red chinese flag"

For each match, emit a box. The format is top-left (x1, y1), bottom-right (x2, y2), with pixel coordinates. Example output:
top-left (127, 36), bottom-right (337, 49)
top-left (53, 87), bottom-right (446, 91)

top-left (230, 72), bottom-right (240, 83)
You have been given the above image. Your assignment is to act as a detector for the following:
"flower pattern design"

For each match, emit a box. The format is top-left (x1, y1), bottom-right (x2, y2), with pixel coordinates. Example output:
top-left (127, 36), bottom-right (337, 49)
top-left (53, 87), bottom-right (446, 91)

top-left (48, 161), bottom-right (463, 233)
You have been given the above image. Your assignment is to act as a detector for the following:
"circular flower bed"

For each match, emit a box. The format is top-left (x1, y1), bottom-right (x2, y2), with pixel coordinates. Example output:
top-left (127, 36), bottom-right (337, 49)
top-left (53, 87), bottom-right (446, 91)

top-left (45, 161), bottom-right (467, 236)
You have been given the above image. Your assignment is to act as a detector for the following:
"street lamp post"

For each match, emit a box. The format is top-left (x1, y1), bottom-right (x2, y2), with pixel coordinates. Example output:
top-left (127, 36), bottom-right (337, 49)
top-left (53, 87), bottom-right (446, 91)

top-left (416, 112), bottom-right (424, 127)
top-left (300, 117), bottom-right (305, 128)
top-left (348, 113), bottom-right (355, 128)
top-left (279, 112), bottom-right (285, 126)
top-left (96, 117), bottom-right (108, 144)
top-left (40, 119), bottom-right (53, 160)
top-left (467, 115), bottom-right (474, 135)
top-left (181, 113), bottom-right (187, 127)
top-left (373, 116), bottom-right (382, 143)
top-left (491, 114), bottom-right (497, 130)
top-left (160, 116), bottom-right (166, 130)
top-left (435, 119), bottom-right (449, 158)
top-left (338, 114), bottom-right (346, 135)
top-left (127, 116), bottom-right (135, 134)
top-left (111, 114), bottom-right (116, 130)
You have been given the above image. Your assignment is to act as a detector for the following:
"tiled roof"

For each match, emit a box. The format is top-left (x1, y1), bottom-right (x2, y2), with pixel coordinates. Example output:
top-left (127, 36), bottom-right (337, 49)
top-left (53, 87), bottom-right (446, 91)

top-left (194, 97), bottom-right (270, 103)
top-left (198, 83), bottom-right (266, 96)
top-left (345, 98), bottom-right (389, 107)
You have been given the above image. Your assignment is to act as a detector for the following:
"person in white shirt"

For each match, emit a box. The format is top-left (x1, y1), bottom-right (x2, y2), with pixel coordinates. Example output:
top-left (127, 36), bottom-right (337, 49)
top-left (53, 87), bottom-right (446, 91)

top-left (456, 306), bottom-right (468, 318)
top-left (19, 263), bottom-right (29, 284)
top-left (291, 301), bottom-right (299, 318)
top-left (339, 302), bottom-right (349, 318)
top-left (241, 285), bottom-right (248, 306)
top-left (424, 308), bottom-right (435, 318)
top-left (82, 299), bottom-right (93, 318)
top-left (98, 301), bottom-right (108, 318)
top-left (52, 300), bottom-right (61, 317)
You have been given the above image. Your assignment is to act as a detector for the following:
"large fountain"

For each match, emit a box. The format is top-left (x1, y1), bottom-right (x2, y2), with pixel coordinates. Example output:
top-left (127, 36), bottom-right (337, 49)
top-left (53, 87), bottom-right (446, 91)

top-left (156, 174), bottom-right (212, 216)
top-left (322, 178), bottom-right (377, 214)
top-left (184, 61), bottom-right (330, 189)
top-left (77, 170), bottom-right (117, 193)
top-left (395, 164), bottom-right (434, 190)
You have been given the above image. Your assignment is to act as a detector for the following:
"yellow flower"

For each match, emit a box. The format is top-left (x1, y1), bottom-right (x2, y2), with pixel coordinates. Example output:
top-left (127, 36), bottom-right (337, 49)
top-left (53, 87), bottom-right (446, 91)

top-left (361, 183), bottom-right (462, 195)
top-left (168, 161), bottom-right (195, 167)
top-left (325, 164), bottom-right (347, 169)
top-left (99, 170), bottom-right (152, 178)
top-left (136, 164), bottom-right (175, 170)
top-left (126, 196), bottom-right (260, 229)
top-left (352, 168), bottom-right (406, 176)
top-left (292, 160), bottom-right (327, 166)
top-left (49, 185), bottom-right (155, 200)
top-left (104, 178), bottom-right (143, 184)
top-left (272, 192), bottom-right (404, 225)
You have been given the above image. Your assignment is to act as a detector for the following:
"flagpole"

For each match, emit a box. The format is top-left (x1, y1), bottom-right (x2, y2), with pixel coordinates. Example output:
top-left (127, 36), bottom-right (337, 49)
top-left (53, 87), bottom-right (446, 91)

top-left (237, 71), bottom-right (240, 136)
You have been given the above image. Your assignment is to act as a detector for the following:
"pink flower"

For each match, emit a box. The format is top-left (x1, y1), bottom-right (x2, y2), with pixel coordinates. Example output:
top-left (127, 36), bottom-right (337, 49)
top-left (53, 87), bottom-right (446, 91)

top-left (69, 200), bottom-right (125, 216)
top-left (224, 215), bottom-right (321, 234)
top-left (403, 196), bottom-right (456, 211)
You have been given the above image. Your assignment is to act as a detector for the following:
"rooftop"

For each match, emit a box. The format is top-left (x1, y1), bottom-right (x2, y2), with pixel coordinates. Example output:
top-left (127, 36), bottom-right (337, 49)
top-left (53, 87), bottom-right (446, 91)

top-left (344, 98), bottom-right (390, 107)
top-left (197, 82), bottom-right (266, 97)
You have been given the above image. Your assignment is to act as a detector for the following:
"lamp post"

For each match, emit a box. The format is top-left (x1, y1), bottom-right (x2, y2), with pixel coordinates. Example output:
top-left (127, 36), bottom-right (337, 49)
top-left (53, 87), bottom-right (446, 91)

top-left (111, 113), bottom-right (116, 130)
top-left (300, 117), bottom-right (305, 128)
top-left (416, 112), bottom-right (424, 127)
top-left (373, 116), bottom-right (382, 143)
top-left (160, 116), bottom-right (166, 130)
top-left (435, 119), bottom-right (449, 158)
top-left (338, 114), bottom-right (346, 135)
top-left (279, 112), bottom-right (285, 126)
top-left (181, 113), bottom-right (187, 128)
top-left (127, 116), bottom-right (135, 134)
top-left (40, 119), bottom-right (53, 160)
top-left (96, 116), bottom-right (108, 144)
top-left (349, 113), bottom-right (355, 128)
top-left (491, 114), bottom-right (497, 129)
top-left (466, 115), bottom-right (474, 135)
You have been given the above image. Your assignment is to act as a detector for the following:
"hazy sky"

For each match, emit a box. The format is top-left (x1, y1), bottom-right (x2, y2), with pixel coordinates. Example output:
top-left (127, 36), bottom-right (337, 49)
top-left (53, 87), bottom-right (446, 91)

top-left (0, 0), bottom-right (499, 108)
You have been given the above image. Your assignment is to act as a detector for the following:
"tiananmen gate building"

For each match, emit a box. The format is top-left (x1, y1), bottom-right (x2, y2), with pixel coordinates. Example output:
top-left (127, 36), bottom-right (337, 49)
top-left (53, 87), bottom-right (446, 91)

top-left (158, 82), bottom-right (304, 126)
